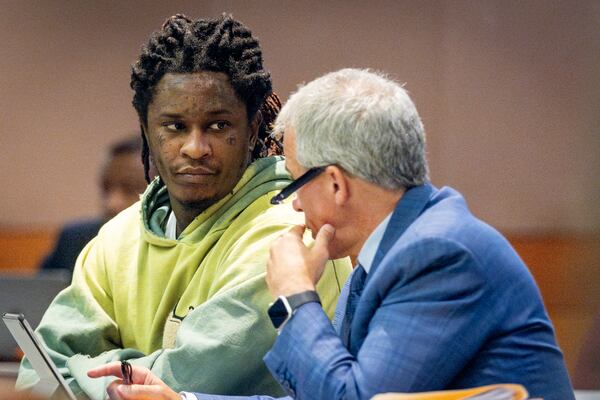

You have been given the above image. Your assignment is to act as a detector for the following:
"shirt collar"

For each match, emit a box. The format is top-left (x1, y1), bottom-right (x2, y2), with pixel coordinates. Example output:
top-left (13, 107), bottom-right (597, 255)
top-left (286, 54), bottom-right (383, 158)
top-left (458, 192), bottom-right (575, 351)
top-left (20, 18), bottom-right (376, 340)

top-left (356, 212), bottom-right (392, 274)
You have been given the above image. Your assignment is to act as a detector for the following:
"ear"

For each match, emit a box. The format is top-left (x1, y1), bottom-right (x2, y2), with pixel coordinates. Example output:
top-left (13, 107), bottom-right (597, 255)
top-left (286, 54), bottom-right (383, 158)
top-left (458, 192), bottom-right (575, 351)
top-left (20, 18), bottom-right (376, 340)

top-left (326, 166), bottom-right (350, 206)
top-left (248, 111), bottom-right (262, 149)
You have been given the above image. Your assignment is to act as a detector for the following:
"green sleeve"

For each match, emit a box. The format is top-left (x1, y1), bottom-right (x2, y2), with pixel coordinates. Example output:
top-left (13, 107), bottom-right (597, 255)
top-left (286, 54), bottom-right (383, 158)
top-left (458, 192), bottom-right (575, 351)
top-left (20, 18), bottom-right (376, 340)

top-left (66, 238), bottom-right (287, 398)
top-left (16, 237), bottom-right (128, 398)
top-left (62, 274), bottom-right (282, 398)
top-left (134, 268), bottom-right (345, 397)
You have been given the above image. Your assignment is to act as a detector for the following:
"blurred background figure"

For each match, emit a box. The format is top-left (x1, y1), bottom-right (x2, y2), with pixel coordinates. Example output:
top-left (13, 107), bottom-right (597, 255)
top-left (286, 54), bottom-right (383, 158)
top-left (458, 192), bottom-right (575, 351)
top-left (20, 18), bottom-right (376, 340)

top-left (39, 135), bottom-right (150, 274)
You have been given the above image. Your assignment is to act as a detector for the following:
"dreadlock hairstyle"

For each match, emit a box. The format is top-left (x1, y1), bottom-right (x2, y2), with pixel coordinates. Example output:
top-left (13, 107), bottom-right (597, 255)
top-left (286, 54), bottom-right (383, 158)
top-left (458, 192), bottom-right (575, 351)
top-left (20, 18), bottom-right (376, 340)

top-left (131, 14), bottom-right (283, 182)
top-left (255, 92), bottom-right (283, 158)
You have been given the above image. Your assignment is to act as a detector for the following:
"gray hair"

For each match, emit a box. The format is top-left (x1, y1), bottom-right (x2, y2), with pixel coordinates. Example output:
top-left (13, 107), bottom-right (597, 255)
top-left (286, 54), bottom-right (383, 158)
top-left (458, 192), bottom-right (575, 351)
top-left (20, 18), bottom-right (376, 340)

top-left (275, 68), bottom-right (428, 189)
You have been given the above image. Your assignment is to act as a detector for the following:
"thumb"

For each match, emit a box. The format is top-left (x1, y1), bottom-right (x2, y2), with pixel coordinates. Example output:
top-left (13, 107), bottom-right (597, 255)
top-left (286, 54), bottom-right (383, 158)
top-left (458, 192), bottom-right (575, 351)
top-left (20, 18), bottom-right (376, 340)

top-left (288, 224), bottom-right (306, 237)
top-left (116, 383), bottom-right (169, 400)
top-left (312, 224), bottom-right (334, 262)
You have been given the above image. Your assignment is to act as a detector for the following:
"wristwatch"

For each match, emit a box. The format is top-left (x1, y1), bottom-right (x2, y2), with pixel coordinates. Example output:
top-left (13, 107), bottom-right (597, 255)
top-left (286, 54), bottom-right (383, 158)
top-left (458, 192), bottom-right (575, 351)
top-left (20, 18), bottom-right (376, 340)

top-left (268, 290), bottom-right (321, 330)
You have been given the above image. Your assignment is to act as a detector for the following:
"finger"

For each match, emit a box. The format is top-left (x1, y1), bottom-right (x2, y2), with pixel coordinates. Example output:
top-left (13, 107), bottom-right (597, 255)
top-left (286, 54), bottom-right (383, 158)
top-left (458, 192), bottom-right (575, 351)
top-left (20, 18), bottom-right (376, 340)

top-left (312, 224), bottom-right (334, 262)
top-left (106, 380), bottom-right (124, 400)
top-left (287, 224), bottom-right (306, 238)
top-left (117, 383), bottom-right (177, 400)
top-left (88, 361), bottom-right (123, 378)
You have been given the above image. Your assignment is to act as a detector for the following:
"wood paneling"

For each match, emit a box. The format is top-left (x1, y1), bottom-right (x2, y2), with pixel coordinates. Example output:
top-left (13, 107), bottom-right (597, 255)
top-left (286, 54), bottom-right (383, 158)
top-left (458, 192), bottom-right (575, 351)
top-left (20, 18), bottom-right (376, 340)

top-left (0, 229), bottom-right (56, 275)
top-left (507, 233), bottom-right (600, 374)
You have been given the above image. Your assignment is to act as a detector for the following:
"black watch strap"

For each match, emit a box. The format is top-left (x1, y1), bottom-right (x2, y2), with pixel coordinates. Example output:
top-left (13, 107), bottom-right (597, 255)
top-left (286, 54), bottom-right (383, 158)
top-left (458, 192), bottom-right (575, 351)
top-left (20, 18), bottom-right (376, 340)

top-left (268, 290), bottom-right (321, 330)
top-left (287, 290), bottom-right (321, 311)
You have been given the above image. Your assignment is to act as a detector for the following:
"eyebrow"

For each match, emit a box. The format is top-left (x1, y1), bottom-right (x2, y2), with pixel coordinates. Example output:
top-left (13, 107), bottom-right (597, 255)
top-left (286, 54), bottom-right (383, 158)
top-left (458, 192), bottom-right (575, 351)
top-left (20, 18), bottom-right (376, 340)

top-left (158, 113), bottom-right (184, 119)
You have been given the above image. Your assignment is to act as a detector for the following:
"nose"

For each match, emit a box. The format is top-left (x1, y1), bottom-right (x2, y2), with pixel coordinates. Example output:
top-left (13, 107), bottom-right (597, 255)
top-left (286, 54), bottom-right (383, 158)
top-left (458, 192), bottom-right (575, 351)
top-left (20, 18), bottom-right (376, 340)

top-left (181, 129), bottom-right (211, 160)
top-left (292, 196), bottom-right (303, 212)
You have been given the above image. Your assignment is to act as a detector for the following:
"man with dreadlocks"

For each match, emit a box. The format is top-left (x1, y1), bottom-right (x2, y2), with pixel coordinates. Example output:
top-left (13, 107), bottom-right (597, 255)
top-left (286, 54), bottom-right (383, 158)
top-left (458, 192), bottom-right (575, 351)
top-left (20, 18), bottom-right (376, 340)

top-left (17, 14), bottom-right (350, 399)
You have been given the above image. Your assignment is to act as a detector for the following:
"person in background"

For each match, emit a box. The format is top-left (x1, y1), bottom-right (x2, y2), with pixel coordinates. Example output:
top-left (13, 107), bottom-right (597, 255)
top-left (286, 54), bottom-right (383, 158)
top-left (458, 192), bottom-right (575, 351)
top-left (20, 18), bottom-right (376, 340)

top-left (89, 68), bottom-right (574, 400)
top-left (18, 14), bottom-right (349, 399)
top-left (40, 135), bottom-right (149, 273)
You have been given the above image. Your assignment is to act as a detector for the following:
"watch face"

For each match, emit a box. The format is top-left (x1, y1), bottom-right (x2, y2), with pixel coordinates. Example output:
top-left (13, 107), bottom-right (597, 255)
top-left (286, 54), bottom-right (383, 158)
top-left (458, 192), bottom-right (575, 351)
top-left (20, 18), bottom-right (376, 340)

top-left (268, 298), bottom-right (289, 329)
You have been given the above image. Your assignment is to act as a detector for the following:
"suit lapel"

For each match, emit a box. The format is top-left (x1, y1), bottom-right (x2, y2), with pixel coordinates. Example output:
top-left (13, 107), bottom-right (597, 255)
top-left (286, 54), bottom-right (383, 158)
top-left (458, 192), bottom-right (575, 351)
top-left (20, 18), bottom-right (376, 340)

top-left (346, 184), bottom-right (436, 355)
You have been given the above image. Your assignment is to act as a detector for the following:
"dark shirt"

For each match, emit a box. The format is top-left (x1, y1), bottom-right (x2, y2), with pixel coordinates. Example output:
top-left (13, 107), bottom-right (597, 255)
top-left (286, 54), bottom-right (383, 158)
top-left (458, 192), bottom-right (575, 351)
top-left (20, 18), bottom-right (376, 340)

top-left (40, 218), bottom-right (103, 273)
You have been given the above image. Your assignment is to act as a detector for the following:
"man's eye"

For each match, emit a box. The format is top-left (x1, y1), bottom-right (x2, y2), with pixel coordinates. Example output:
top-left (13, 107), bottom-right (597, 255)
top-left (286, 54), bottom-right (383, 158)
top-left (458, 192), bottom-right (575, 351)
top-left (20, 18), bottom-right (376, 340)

top-left (209, 121), bottom-right (229, 130)
top-left (163, 122), bottom-right (186, 131)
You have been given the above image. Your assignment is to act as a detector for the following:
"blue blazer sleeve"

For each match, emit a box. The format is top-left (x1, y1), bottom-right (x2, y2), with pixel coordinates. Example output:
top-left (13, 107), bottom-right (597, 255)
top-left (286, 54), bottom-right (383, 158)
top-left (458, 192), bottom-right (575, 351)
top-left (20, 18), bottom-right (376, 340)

top-left (186, 393), bottom-right (290, 400)
top-left (263, 238), bottom-right (491, 400)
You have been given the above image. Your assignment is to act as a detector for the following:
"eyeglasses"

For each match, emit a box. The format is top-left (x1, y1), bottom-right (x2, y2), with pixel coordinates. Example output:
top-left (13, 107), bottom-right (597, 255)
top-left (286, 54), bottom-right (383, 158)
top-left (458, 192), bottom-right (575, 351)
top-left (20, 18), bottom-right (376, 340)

top-left (270, 166), bottom-right (327, 205)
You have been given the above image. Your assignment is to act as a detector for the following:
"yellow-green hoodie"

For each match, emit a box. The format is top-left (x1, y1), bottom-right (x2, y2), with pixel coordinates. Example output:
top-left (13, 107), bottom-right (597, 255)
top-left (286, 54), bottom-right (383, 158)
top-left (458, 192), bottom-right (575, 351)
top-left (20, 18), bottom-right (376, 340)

top-left (17, 157), bottom-right (351, 399)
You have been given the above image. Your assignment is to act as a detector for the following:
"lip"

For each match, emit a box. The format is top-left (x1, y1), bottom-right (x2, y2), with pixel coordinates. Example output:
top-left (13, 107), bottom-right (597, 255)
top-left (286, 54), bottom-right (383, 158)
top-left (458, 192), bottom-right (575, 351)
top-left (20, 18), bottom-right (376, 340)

top-left (177, 166), bottom-right (217, 175)
top-left (174, 166), bottom-right (218, 184)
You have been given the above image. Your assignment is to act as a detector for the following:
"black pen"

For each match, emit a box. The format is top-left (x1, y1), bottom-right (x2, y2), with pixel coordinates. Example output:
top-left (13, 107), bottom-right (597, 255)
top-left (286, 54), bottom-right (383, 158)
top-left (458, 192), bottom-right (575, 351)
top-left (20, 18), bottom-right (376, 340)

top-left (120, 361), bottom-right (133, 385)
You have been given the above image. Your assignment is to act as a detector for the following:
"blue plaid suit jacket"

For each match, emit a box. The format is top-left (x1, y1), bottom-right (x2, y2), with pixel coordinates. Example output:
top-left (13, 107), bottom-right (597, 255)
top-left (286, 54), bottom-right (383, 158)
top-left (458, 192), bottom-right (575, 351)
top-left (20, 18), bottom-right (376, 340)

top-left (195, 184), bottom-right (573, 400)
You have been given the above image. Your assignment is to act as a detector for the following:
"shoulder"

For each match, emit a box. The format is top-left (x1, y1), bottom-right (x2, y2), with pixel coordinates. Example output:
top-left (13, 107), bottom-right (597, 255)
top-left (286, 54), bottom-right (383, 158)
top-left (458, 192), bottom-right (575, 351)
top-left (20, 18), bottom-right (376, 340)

top-left (227, 194), bottom-right (304, 237)
top-left (94, 202), bottom-right (142, 249)
top-left (71, 203), bottom-right (143, 285)
top-left (371, 186), bottom-right (541, 307)
top-left (373, 235), bottom-right (486, 298)
top-left (212, 195), bottom-right (303, 269)
top-left (400, 187), bottom-right (526, 275)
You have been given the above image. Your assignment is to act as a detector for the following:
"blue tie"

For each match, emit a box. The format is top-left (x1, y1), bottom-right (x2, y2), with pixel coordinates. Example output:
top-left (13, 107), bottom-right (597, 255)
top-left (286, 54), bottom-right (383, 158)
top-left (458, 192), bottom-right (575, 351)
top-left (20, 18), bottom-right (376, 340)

top-left (341, 264), bottom-right (366, 347)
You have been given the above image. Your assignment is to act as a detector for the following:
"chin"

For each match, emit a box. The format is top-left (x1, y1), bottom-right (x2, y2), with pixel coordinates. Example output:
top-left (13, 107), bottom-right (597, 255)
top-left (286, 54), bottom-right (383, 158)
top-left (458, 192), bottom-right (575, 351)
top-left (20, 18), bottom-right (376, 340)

top-left (172, 189), bottom-right (221, 209)
top-left (179, 196), bottom-right (219, 209)
top-left (328, 247), bottom-right (345, 260)
top-left (326, 238), bottom-right (351, 260)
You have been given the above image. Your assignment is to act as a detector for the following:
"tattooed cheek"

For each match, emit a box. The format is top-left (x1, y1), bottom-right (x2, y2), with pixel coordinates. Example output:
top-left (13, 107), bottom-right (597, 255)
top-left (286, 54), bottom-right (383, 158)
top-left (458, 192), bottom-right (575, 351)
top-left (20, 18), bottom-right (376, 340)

top-left (157, 133), bottom-right (167, 146)
top-left (226, 136), bottom-right (236, 145)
